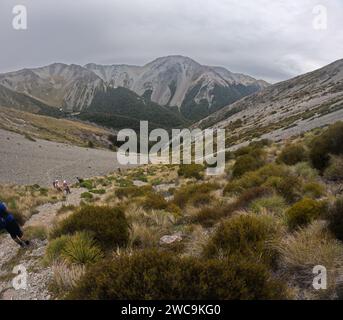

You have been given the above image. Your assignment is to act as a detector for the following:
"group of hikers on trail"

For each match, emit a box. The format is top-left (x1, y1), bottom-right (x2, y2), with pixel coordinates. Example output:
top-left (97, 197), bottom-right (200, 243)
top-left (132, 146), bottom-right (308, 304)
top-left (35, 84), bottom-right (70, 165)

top-left (1, 178), bottom-right (79, 248)
top-left (1, 177), bottom-right (81, 248)
top-left (0, 202), bottom-right (30, 248)
top-left (53, 179), bottom-right (71, 195)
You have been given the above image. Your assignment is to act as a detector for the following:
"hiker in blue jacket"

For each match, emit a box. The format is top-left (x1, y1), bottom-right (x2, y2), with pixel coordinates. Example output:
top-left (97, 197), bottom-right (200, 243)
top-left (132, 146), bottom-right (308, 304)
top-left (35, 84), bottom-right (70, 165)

top-left (0, 202), bottom-right (30, 247)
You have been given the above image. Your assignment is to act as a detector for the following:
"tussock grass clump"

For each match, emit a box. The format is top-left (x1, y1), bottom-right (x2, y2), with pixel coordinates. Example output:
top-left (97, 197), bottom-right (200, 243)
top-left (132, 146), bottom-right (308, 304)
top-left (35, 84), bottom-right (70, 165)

top-left (46, 232), bottom-right (103, 266)
top-left (24, 225), bottom-right (47, 240)
top-left (276, 221), bottom-right (343, 299)
top-left (277, 144), bottom-right (307, 166)
top-left (129, 222), bottom-right (161, 249)
top-left (173, 183), bottom-right (219, 209)
top-left (67, 249), bottom-right (288, 300)
top-left (178, 164), bottom-right (204, 180)
top-left (203, 213), bottom-right (282, 266)
top-left (51, 206), bottom-right (130, 250)
top-left (141, 193), bottom-right (168, 210)
top-left (302, 182), bottom-right (325, 199)
top-left (57, 204), bottom-right (76, 215)
top-left (61, 232), bottom-right (104, 265)
top-left (191, 186), bottom-right (271, 227)
top-left (293, 162), bottom-right (319, 181)
top-left (115, 185), bottom-right (153, 199)
top-left (52, 260), bottom-right (86, 293)
top-left (285, 198), bottom-right (327, 230)
top-left (250, 195), bottom-right (287, 216)
top-left (324, 156), bottom-right (343, 181)
top-left (45, 235), bottom-right (70, 264)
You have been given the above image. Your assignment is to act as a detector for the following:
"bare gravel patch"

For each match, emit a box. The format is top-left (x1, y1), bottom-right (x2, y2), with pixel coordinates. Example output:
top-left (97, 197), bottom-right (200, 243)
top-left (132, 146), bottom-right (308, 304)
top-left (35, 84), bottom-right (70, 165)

top-left (0, 129), bottom-right (132, 187)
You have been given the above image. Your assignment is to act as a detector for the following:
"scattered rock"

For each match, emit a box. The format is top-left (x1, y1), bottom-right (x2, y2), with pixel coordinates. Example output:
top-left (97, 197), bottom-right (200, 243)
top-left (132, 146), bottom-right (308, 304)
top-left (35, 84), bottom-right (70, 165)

top-left (133, 180), bottom-right (148, 187)
top-left (159, 233), bottom-right (183, 245)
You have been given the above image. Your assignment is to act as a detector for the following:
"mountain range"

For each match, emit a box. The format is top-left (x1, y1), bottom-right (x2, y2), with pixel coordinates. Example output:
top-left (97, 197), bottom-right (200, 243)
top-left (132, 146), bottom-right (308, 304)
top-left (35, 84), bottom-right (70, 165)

top-left (1, 56), bottom-right (343, 140)
top-left (0, 56), bottom-right (268, 128)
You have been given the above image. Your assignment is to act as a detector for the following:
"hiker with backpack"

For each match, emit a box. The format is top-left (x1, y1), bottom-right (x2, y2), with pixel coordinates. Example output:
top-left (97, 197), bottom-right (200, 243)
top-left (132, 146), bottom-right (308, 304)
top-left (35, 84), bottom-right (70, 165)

top-left (0, 202), bottom-right (30, 248)
top-left (63, 180), bottom-right (71, 195)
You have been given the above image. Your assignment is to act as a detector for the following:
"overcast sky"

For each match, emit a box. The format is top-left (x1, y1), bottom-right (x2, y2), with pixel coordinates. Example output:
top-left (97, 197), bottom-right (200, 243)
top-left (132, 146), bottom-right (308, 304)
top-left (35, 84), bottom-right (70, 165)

top-left (0, 0), bottom-right (342, 83)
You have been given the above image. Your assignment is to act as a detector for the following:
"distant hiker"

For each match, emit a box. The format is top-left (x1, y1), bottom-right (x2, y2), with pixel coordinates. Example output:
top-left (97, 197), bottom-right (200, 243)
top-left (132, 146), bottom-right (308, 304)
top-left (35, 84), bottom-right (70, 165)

top-left (55, 180), bottom-right (63, 192)
top-left (76, 177), bottom-right (84, 184)
top-left (0, 202), bottom-right (30, 248)
top-left (63, 180), bottom-right (71, 195)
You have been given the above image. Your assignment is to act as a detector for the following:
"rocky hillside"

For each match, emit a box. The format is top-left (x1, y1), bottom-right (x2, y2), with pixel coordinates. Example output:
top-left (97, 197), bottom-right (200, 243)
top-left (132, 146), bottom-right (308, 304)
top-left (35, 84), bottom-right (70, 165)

top-left (0, 64), bottom-right (104, 112)
top-left (0, 84), bottom-right (62, 117)
top-left (196, 59), bottom-right (343, 146)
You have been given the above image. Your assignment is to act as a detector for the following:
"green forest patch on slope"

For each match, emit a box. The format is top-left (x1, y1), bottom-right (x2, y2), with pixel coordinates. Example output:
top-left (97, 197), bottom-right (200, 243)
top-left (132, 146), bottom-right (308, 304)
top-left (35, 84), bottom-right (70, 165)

top-left (79, 87), bottom-right (189, 131)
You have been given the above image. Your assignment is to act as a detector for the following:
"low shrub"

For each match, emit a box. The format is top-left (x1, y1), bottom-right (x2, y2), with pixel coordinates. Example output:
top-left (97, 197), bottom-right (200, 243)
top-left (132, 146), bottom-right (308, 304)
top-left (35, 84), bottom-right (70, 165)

top-left (234, 144), bottom-right (265, 158)
top-left (285, 198), bottom-right (326, 230)
top-left (277, 144), bottom-right (307, 166)
top-left (235, 186), bottom-right (272, 208)
top-left (266, 175), bottom-right (303, 203)
top-left (67, 249), bottom-right (287, 300)
top-left (178, 164), bottom-right (204, 180)
top-left (81, 192), bottom-right (93, 200)
top-left (190, 193), bottom-right (214, 208)
top-left (328, 197), bottom-right (343, 241)
top-left (190, 205), bottom-right (227, 227)
top-left (51, 206), bottom-right (130, 250)
top-left (141, 193), bottom-right (168, 211)
top-left (224, 164), bottom-right (290, 196)
top-left (309, 122), bottom-right (343, 171)
top-left (203, 213), bottom-right (281, 266)
top-left (45, 235), bottom-right (70, 264)
top-left (80, 180), bottom-right (93, 190)
top-left (224, 171), bottom-right (263, 195)
top-left (232, 154), bottom-right (265, 179)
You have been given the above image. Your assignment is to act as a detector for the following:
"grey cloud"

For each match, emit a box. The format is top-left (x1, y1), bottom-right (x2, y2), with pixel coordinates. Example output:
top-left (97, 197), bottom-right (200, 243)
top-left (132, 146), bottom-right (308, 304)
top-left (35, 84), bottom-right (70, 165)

top-left (0, 0), bottom-right (342, 83)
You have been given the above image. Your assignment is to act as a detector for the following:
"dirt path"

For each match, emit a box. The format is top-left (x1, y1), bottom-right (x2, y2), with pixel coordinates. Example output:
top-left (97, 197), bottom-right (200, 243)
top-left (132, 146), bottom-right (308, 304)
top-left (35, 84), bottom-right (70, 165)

top-left (0, 188), bottom-right (85, 300)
